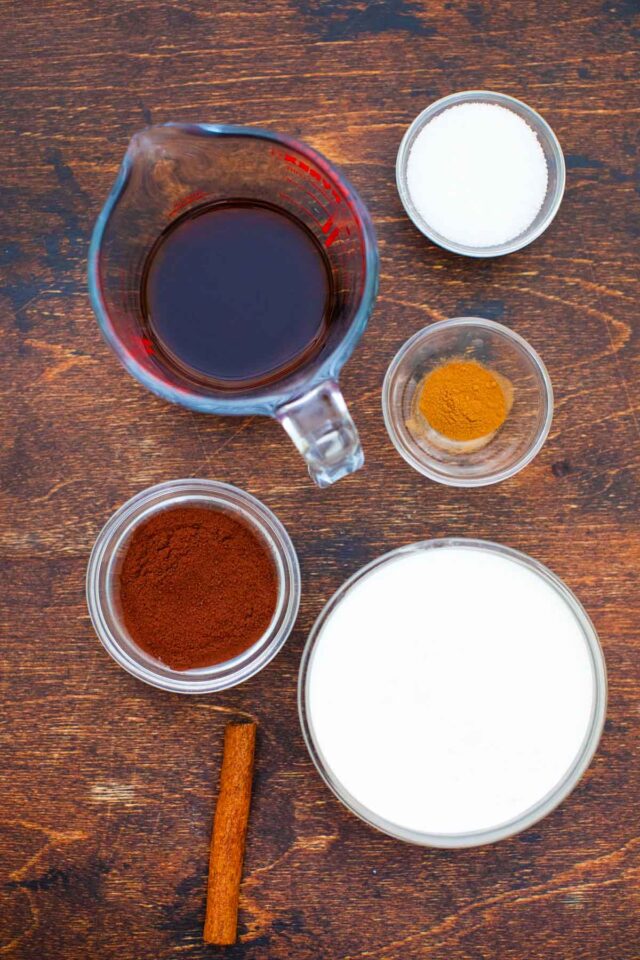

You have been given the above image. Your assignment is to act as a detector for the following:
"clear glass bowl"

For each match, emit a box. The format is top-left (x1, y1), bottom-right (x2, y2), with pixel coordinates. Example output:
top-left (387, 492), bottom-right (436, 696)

top-left (86, 479), bottom-right (300, 693)
top-left (382, 317), bottom-right (553, 486)
top-left (396, 90), bottom-right (566, 257)
top-left (298, 538), bottom-right (607, 848)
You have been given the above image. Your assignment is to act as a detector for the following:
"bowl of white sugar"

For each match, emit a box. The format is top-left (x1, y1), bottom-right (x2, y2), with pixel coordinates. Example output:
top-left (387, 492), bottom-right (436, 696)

top-left (299, 539), bottom-right (606, 847)
top-left (396, 91), bottom-right (565, 257)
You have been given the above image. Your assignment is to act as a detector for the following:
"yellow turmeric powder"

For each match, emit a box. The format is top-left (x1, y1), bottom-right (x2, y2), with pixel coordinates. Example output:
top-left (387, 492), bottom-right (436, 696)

top-left (418, 359), bottom-right (508, 442)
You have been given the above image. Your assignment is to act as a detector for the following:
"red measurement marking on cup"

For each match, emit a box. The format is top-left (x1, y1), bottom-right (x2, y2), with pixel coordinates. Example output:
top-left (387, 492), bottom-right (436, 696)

top-left (278, 197), bottom-right (340, 247)
top-left (168, 190), bottom-right (206, 219)
top-left (284, 176), bottom-right (331, 217)
top-left (278, 191), bottom-right (324, 228)
top-left (141, 337), bottom-right (155, 355)
top-left (321, 216), bottom-right (339, 247)
top-left (325, 228), bottom-right (339, 247)
top-left (283, 154), bottom-right (343, 205)
top-left (278, 191), bottom-right (339, 247)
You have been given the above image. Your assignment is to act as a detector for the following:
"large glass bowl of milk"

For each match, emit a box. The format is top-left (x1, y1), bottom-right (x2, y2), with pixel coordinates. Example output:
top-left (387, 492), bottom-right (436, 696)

top-left (299, 539), bottom-right (606, 847)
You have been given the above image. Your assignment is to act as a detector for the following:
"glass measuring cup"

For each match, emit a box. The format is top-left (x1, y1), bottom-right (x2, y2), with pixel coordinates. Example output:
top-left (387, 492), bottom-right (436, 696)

top-left (88, 124), bottom-right (379, 487)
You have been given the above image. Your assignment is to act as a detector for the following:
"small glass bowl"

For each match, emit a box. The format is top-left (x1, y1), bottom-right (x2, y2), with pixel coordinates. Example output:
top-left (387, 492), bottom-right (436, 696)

top-left (396, 90), bottom-right (566, 257)
top-left (382, 318), bottom-right (553, 487)
top-left (298, 538), bottom-right (607, 848)
top-left (86, 479), bottom-right (301, 693)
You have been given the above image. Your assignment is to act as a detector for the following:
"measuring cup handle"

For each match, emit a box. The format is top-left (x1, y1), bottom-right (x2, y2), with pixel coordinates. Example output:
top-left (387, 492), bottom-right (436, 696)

top-left (276, 380), bottom-right (364, 488)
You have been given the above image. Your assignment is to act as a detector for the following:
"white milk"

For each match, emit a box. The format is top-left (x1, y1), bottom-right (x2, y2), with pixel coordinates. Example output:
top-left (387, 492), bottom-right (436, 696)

top-left (306, 544), bottom-right (597, 838)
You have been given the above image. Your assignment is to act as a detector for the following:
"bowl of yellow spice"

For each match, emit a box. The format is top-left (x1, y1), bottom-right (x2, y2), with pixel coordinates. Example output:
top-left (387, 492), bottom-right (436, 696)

top-left (382, 317), bottom-right (553, 486)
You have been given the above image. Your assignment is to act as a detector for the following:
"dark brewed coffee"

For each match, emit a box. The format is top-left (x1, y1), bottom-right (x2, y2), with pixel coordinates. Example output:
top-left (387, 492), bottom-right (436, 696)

top-left (141, 199), bottom-right (333, 388)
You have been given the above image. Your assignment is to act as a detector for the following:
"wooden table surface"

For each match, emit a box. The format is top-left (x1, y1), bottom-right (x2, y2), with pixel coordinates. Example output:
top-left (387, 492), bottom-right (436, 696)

top-left (2, 1), bottom-right (639, 957)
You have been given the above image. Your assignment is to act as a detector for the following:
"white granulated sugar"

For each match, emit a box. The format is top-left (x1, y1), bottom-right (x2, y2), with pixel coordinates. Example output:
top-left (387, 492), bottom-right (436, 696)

top-left (407, 102), bottom-right (549, 248)
top-left (307, 546), bottom-right (595, 837)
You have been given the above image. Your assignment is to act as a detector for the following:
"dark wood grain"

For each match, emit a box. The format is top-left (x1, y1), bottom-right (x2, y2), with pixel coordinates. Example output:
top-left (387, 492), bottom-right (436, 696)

top-left (1, 1), bottom-right (639, 957)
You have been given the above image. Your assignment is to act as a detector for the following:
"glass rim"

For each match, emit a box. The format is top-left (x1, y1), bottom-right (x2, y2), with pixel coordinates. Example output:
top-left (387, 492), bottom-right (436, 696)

top-left (87, 122), bottom-right (379, 416)
top-left (382, 317), bottom-right (554, 487)
top-left (298, 538), bottom-right (607, 848)
top-left (86, 478), bottom-right (301, 693)
top-left (396, 90), bottom-right (566, 258)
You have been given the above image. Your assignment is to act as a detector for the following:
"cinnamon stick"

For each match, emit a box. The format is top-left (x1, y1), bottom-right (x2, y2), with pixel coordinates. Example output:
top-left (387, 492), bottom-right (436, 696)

top-left (204, 722), bottom-right (257, 945)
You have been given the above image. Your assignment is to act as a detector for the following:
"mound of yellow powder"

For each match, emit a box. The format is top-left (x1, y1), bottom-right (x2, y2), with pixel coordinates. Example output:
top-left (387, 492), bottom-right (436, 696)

top-left (418, 359), bottom-right (507, 442)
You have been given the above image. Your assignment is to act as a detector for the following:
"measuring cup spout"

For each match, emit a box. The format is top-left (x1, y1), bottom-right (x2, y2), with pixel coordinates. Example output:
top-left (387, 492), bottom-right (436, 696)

top-left (119, 125), bottom-right (201, 209)
top-left (276, 380), bottom-right (364, 487)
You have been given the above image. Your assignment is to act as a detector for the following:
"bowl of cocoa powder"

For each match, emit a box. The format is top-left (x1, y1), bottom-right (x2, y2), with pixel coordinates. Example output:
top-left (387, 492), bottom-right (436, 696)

top-left (86, 479), bottom-right (300, 693)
